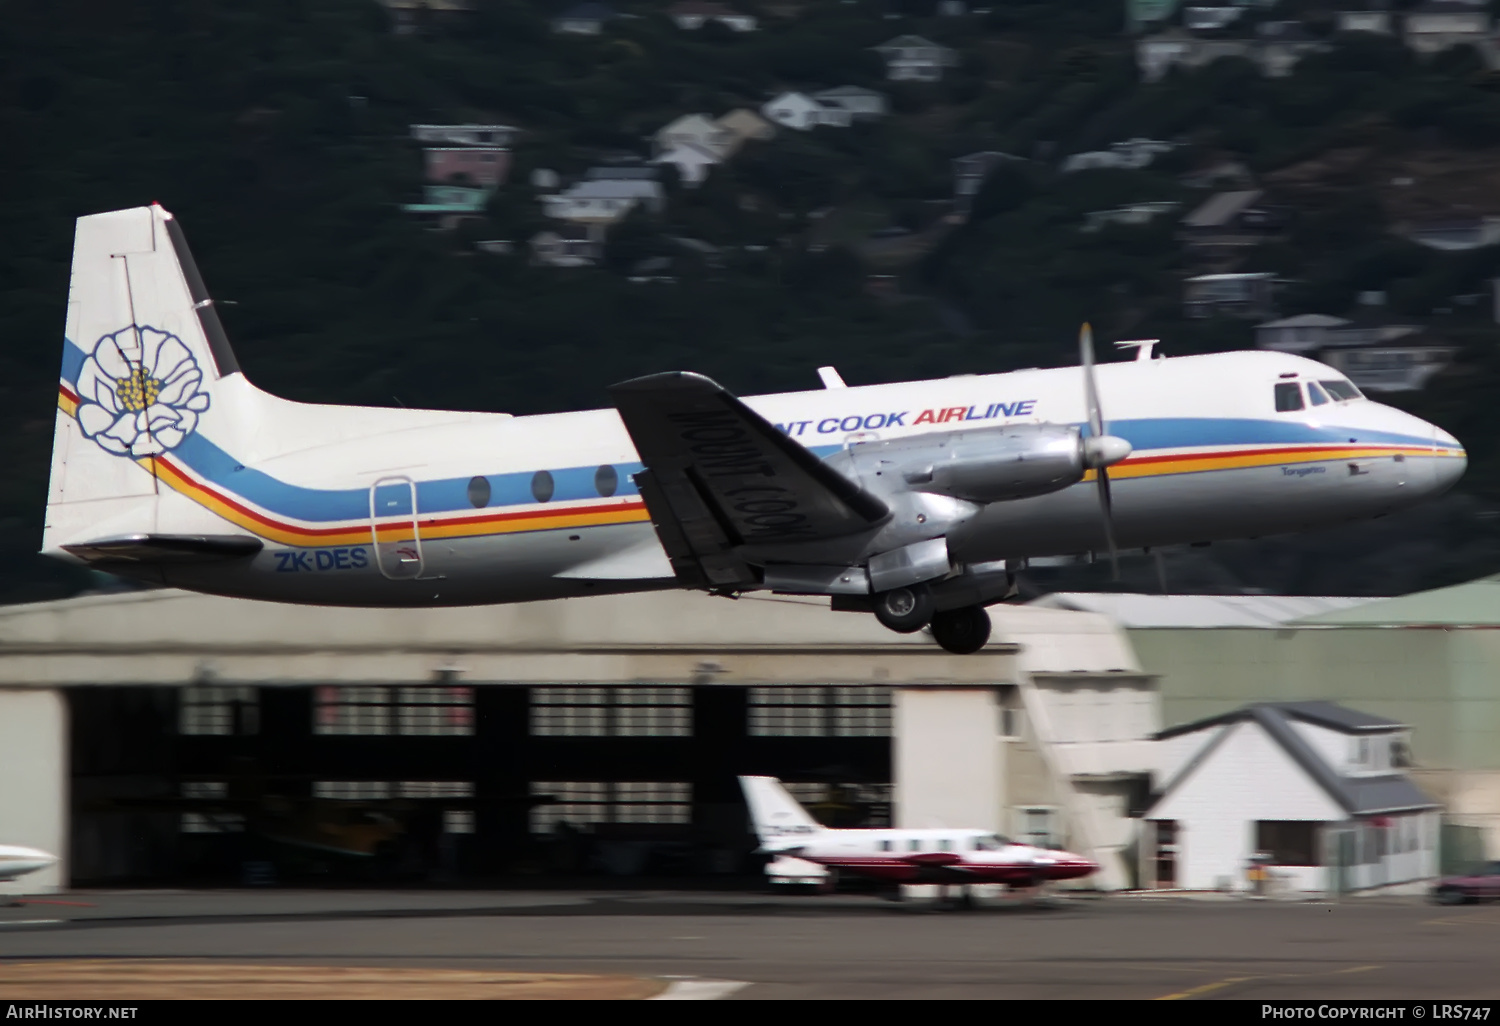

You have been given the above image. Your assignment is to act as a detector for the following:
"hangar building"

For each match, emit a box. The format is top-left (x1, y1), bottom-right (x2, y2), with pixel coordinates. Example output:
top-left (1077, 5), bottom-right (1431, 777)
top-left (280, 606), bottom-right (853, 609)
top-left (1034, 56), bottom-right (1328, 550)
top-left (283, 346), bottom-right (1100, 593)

top-left (0, 586), bottom-right (1159, 894)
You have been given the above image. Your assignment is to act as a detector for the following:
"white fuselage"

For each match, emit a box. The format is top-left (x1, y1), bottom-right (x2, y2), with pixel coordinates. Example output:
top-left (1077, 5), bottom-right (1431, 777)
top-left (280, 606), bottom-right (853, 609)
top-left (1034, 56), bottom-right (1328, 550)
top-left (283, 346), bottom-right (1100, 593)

top-left (49, 347), bottom-right (1466, 606)
top-left (0, 844), bottom-right (58, 883)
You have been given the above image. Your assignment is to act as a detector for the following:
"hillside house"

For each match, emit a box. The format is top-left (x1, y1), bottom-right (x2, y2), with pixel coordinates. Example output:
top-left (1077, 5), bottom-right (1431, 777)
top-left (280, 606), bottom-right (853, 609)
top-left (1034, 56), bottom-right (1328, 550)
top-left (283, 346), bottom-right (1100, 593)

top-left (652, 143), bottom-right (722, 187)
top-left (761, 92), bottom-right (853, 131)
top-left (1137, 28), bottom-right (1324, 81)
top-left (542, 180), bottom-right (665, 224)
top-left (422, 148), bottom-right (510, 188)
top-left (530, 223), bottom-right (606, 268)
top-left (1403, 1), bottom-right (1492, 57)
top-left (667, 1), bottom-right (758, 31)
top-left (811, 86), bottom-right (889, 120)
top-left (400, 184), bottom-right (492, 230)
top-left (654, 113), bottom-right (735, 157)
top-left (584, 166), bottom-right (660, 182)
top-left (1179, 189), bottom-right (1287, 263)
top-left (1060, 138), bottom-right (1175, 173)
top-left (872, 35), bottom-right (960, 81)
top-left (1337, 6), bottom-right (1395, 34)
top-left (1255, 314), bottom-right (1358, 354)
top-left (716, 108), bottom-right (776, 147)
top-left (411, 124), bottom-right (518, 147)
top-left (1183, 272), bottom-right (1276, 318)
top-left (379, 0), bottom-right (473, 35)
top-left (1144, 702), bottom-right (1439, 895)
top-left (551, 3), bottom-right (619, 34)
top-left (1184, 6), bottom-right (1244, 31)
top-left (1319, 336), bottom-right (1458, 392)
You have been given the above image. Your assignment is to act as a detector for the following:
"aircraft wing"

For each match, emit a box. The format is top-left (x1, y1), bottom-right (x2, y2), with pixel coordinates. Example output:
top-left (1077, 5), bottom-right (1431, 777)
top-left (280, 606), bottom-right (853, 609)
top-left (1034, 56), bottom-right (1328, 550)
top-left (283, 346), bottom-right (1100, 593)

top-left (609, 372), bottom-right (889, 589)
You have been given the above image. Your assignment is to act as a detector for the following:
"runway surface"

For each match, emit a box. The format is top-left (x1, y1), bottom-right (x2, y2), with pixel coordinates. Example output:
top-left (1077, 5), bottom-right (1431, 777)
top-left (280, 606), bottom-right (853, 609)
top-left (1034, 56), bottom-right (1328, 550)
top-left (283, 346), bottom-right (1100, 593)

top-left (2, 889), bottom-right (1497, 1000)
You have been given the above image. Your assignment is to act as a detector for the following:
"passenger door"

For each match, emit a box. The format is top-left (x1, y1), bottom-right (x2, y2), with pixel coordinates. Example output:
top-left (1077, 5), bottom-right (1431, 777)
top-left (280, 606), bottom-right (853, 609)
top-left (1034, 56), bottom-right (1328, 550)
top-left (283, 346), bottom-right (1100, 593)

top-left (369, 477), bottom-right (423, 580)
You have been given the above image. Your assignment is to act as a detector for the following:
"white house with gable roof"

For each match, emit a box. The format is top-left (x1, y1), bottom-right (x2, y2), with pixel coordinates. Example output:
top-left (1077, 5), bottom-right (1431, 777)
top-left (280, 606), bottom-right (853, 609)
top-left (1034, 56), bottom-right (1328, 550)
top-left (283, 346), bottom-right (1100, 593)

top-left (1144, 702), bottom-right (1439, 895)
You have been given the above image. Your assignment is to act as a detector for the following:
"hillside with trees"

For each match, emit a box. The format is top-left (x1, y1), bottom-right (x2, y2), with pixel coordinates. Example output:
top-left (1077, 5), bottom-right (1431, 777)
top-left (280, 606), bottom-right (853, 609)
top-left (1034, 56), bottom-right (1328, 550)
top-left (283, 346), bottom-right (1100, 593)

top-left (5, 0), bottom-right (1500, 603)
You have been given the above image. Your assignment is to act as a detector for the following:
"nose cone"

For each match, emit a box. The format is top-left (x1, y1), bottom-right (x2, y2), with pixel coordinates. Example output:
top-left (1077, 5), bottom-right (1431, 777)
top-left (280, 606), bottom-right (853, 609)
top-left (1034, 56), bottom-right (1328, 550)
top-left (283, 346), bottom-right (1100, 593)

top-left (1432, 426), bottom-right (1467, 496)
top-left (1029, 848), bottom-right (1097, 881)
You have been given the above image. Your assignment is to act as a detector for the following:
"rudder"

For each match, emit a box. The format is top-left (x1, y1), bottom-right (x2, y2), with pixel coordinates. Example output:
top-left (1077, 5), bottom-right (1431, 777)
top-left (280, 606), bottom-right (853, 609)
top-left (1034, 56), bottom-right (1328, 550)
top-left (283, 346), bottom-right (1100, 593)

top-left (737, 776), bottom-right (825, 847)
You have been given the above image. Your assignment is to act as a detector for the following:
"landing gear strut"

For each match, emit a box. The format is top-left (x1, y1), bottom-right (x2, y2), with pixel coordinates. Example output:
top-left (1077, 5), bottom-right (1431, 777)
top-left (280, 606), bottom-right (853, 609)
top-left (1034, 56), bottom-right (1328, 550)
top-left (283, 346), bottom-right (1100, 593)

top-left (873, 584), bottom-right (934, 633)
top-left (930, 606), bottom-right (992, 654)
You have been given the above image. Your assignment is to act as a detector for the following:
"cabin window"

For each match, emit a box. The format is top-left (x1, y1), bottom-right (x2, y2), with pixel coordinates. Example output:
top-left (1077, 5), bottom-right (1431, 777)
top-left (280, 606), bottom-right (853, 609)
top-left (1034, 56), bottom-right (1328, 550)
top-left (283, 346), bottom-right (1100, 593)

top-left (1306, 382), bottom-right (1330, 406)
top-left (909, 839), bottom-right (922, 851)
top-left (1274, 382), bottom-right (1304, 412)
top-left (1322, 379), bottom-right (1361, 401)
top-left (595, 464), bottom-right (618, 497)
top-left (879, 840), bottom-right (892, 852)
top-left (467, 475), bottom-right (491, 508)
top-left (531, 470), bottom-right (555, 503)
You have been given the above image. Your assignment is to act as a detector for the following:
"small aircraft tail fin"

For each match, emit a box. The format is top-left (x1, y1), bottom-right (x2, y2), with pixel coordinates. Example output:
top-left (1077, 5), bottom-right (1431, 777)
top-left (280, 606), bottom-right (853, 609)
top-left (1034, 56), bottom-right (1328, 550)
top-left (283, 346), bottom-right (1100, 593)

top-left (46, 204), bottom-right (257, 562)
top-left (737, 776), bottom-right (825, 849)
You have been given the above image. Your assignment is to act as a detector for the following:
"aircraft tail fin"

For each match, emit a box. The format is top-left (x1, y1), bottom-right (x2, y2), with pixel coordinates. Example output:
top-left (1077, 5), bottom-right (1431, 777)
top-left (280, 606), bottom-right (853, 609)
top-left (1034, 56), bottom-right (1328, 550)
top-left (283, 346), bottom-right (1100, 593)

top-left (737, 776), bottom-right (825, 850)
top-left (46, 204), bottom-right (257, 562)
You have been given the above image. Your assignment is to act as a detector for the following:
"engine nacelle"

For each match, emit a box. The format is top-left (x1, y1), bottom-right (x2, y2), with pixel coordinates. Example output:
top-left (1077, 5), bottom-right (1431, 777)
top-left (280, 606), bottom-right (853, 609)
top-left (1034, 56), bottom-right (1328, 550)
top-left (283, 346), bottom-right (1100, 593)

top-left (830, 423), bottom-right (1091, 505)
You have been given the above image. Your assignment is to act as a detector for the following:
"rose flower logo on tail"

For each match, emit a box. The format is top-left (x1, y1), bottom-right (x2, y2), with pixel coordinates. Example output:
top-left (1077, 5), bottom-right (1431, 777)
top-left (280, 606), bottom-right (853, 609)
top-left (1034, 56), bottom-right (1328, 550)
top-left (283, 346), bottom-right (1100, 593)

top-left (75, 326), bottom-right (210, 457)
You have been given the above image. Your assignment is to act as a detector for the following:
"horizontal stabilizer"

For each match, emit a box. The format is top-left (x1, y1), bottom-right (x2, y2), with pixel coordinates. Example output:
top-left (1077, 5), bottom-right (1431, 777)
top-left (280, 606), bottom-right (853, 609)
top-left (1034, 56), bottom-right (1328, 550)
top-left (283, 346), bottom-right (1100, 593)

top-left (62, 533), bottom-right (263, 565)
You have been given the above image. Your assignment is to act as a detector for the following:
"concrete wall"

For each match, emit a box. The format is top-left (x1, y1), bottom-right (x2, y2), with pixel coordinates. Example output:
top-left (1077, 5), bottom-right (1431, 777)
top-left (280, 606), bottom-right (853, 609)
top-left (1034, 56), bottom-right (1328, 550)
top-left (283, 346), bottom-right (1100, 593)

top-left (0, 689), bottom-right (67, 893)
top-left (893, 687), bottom-right (1003, 832)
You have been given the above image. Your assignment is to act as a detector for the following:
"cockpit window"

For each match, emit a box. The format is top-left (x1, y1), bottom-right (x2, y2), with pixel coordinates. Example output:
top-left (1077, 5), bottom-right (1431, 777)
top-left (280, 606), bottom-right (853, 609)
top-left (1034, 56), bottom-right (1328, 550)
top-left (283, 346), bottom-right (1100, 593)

top-left (1274, 382), bottom-right (1305, 412)
top-left (1306, 382), bottom-right (1330, 406)
top-left (972, 834), bottom-right (1010, 851)
top-left (1321, 380), bottom-right (1361, 402)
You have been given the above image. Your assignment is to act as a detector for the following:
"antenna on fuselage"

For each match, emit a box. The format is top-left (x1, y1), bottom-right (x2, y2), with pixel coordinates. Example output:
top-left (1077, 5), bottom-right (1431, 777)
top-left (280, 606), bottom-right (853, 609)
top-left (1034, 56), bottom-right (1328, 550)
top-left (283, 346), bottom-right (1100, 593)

top-left (1115, 339), bottom-right (1161, 362)
top-left (818, 366), bottom-right (847, 389)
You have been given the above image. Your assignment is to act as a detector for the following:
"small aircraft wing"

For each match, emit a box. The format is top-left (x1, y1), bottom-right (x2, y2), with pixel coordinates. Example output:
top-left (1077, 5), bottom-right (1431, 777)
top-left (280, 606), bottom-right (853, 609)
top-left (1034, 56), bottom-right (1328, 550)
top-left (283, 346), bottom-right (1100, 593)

top-left (609, 372), bottom-right (889, 589)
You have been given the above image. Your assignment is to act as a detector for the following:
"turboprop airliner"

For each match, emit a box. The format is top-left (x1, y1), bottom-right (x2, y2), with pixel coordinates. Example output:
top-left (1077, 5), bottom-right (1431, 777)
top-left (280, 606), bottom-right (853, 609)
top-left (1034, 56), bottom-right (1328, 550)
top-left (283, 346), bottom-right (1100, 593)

top-left (739, 776), bottom-right (1095, 896)
top-left (43, 205), bottom-right (1466, 653)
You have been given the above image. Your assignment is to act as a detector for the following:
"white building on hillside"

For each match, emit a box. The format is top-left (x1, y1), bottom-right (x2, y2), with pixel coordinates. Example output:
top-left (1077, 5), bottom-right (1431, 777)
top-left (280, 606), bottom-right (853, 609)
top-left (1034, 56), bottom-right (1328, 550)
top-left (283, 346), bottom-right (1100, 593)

top-left (761, 92), bottom-right (854, 131)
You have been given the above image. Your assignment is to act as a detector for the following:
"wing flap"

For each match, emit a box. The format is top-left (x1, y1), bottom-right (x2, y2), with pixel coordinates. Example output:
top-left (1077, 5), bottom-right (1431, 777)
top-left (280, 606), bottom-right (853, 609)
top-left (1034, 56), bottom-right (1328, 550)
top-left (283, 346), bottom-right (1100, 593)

top-left (609, 372), bottom-right (888, 587)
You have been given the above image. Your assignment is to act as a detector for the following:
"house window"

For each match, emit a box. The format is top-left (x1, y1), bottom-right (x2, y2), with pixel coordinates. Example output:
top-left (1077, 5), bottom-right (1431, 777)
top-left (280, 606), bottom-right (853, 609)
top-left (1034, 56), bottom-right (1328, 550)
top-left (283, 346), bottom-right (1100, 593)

top-left (748, 687), bottom-right (891, 736)
top-left (180, 686), bottom-right (259, 735)
top-left (1256, 821), bottom-right (1318, 865)
top-left (529, 781), bottom-right (691, 833)
top-left (1018, 807), bottom-right (1056, 849)
top-left (529, 687), bottom-right (691, 737)
top-left (313, 686), bottom-right (474, 736)
top-left (997, 685), bottom-right (1022, 738)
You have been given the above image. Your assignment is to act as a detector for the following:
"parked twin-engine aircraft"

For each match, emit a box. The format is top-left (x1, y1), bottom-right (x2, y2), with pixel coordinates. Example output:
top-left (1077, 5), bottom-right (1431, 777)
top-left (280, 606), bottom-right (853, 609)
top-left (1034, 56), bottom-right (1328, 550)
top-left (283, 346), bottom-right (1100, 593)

top-left (739, 776), bottom-right (1095, 894)
top-left (44, 205), bottom-right (1466, 652)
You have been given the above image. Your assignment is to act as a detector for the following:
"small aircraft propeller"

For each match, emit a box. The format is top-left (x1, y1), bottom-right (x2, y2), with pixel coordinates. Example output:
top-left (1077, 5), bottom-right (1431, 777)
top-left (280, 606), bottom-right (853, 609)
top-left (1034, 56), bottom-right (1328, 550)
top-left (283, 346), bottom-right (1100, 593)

top-left (1079, 324), bottom-right (1132, 581)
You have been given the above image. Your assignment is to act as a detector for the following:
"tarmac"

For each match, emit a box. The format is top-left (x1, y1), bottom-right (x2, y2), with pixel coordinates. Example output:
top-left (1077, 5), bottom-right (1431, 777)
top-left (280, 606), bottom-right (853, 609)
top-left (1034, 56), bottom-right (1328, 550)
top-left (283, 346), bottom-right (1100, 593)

top-left (1, 888), bottom-right (1497, 1000)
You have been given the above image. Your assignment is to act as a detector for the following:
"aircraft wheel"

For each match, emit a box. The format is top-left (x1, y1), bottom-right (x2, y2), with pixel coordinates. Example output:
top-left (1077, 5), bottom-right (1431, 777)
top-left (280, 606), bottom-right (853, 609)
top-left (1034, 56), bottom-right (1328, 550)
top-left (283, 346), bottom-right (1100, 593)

top-left (873, 584), bottom-right (934, 633)
top-left (930, 606), bottom-right (992, 654)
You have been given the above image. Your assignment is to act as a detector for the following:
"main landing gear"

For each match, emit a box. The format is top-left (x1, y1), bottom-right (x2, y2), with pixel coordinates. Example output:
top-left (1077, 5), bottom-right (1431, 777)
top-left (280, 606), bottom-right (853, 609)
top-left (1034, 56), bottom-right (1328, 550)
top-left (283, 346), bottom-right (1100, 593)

top-left (872, 584), bottom-right (993, 654)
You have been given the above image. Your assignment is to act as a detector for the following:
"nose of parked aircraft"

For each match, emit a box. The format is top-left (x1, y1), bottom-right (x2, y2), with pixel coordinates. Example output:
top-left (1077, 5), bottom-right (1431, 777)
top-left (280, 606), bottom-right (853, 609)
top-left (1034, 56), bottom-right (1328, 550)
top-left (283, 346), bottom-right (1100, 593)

top-left (1, 845), bottom-right (57, 877)
top-left (1039, 851), bottom-right (1098, 881)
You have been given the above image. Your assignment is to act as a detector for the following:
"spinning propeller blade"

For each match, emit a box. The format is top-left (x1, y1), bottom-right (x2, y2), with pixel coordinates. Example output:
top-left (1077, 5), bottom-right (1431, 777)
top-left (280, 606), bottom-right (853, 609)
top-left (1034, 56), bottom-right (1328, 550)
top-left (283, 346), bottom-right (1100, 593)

top-left (1079, 324), bottom-right (1131, 582)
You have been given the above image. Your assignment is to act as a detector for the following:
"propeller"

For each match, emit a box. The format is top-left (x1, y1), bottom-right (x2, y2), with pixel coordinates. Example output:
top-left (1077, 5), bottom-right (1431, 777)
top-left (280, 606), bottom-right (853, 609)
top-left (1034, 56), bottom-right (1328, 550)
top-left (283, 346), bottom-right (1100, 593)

top-left (1079, 324), bottom-right (1133, 581)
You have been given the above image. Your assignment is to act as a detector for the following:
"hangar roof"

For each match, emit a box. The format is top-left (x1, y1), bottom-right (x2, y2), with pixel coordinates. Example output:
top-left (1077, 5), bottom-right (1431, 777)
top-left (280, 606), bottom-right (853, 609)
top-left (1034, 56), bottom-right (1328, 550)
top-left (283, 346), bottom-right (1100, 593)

top-left (1030, 592), bottom-right (1374, 628)
top-left (1290, 576), bottom-right (1500, 627)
